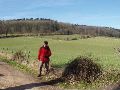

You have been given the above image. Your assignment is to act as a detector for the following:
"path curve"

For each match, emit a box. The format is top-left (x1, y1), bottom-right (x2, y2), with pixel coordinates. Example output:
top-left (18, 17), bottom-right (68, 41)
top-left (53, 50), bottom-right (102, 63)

top-left (0, 61), bottom-right (62, 90)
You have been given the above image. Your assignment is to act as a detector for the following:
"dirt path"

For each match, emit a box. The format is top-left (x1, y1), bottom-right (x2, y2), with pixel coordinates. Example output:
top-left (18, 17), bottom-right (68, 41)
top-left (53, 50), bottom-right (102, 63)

top-left (0, 61), bottom-right (62, 90)
top-left (103, 82), bottom-right (120, 90)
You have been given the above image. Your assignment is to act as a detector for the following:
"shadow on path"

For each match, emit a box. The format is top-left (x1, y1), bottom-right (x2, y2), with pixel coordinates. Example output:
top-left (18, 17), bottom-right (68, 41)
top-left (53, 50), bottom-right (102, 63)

top-left (0, 74), bottom-right (4, 76)
top-left (4, 78), bottom-right (64, 90)
top-left (113, 84), bottom-right (120, 90)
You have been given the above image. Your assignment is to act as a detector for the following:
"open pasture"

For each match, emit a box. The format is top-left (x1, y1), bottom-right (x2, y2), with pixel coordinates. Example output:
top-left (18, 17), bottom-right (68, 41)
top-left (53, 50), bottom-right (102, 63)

top-left (0, 35), bottom-right (120, 70)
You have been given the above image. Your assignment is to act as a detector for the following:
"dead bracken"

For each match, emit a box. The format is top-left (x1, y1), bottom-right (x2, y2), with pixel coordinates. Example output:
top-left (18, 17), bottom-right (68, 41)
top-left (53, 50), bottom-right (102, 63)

top-left (62, 56), bottom-right (102, 83)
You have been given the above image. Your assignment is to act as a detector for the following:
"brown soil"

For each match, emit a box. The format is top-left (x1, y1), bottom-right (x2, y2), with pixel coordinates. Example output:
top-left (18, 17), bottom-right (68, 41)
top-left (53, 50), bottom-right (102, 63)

top-left (0, 52), bottom-right (63, 90)
top-left (0, 61), bottom-right (62, 90)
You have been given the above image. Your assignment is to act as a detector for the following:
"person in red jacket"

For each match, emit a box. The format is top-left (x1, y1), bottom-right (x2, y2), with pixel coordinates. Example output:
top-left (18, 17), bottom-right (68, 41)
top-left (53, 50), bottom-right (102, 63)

top-left (37, 41), bottom-right (51, 77)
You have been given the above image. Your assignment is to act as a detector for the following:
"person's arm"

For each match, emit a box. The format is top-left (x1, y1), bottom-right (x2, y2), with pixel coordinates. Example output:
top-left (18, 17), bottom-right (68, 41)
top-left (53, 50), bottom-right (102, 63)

top-left (44, 48), bottom-right (51, 58)
top-left (44, 46), bottom-right (51, 57)
top-left (47, 48), bottom-right (51, 57)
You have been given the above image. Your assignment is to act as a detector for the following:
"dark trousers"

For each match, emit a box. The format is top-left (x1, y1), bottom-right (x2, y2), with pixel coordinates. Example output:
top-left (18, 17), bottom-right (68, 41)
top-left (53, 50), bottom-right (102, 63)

top-left (39, 60), bottom-right (49, 75)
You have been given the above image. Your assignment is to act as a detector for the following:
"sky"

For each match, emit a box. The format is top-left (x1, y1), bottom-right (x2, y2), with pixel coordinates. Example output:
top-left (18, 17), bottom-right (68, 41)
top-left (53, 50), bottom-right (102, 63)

top-left (0, 0), bottom-right (120, 29)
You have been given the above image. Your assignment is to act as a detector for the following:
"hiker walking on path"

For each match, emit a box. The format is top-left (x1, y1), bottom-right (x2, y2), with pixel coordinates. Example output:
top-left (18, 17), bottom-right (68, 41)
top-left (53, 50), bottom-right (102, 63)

top-left (37, 41), bottom-right (52, 77)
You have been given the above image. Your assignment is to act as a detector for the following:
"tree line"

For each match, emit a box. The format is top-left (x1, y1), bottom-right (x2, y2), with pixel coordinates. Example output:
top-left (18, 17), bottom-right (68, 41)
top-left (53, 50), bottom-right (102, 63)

top-left (0, 18), bottom-right (120, 37)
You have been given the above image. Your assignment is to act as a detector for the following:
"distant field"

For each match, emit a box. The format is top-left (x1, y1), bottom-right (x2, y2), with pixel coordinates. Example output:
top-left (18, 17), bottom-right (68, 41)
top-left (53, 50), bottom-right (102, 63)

top-left (0, 35), bottom-right (120, 70)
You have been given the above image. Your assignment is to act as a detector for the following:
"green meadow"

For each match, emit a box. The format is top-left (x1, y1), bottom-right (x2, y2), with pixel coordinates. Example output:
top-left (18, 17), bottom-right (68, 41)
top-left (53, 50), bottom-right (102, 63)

top-left (1, 35), bottom-right (120, 89)
top-left (0, 35), bottom-right (120, 70)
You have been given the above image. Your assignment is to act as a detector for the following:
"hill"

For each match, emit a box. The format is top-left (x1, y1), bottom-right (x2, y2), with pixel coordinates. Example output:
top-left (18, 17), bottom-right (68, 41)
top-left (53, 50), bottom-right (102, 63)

top-left (0, 18), bottom-right (120, 37)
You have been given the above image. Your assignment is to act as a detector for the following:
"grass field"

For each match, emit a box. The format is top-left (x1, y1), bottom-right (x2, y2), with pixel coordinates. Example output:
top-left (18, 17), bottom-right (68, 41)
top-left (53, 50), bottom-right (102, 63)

top-left (1, 35), bottom-right (120, 89)
top-left (0, 35), bottom-right (120, 70)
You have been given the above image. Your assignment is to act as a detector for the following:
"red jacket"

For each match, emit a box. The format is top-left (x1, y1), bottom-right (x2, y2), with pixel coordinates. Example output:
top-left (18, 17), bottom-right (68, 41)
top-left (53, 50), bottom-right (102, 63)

top-left (38, 45), bottom-right (51, 63)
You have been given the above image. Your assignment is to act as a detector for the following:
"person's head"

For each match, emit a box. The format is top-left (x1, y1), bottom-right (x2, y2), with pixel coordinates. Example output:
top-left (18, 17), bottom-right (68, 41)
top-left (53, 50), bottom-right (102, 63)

top-left (44, 41), bottom-right (48, 45)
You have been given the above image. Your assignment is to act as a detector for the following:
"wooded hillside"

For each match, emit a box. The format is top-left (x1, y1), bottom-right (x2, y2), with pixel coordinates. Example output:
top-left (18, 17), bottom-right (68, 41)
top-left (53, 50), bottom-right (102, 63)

top-left (0, 18), bottom-right (120, 37)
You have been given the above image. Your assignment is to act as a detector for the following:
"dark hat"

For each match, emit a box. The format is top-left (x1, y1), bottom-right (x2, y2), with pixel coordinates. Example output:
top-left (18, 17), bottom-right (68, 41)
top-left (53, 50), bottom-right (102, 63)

top-left (44, 41), bottom-right (48, 45)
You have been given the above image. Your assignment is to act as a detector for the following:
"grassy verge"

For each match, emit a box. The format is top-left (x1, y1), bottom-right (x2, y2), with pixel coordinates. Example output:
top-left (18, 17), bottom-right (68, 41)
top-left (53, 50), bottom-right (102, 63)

top-left (59, 70), bottom-right (120, 90)
top-left (0, 57), bottom-right (37, 77)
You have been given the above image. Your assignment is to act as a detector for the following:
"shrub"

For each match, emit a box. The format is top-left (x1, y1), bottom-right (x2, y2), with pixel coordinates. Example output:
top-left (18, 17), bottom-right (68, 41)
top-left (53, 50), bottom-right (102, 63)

top-left (12, 50), bottom-right (29, 64)
top-left (62, 56), bottom-right (102, 83)
top-left (71, 38), bottom-right (78, 40)
top-left (80, 35), bottom-right (91, 39)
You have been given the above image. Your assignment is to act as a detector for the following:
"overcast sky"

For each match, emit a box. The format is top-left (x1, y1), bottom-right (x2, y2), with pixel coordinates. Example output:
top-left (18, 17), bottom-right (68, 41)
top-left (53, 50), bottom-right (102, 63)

top-left (0, 0), bottom-right (120, 29)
